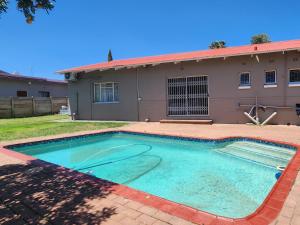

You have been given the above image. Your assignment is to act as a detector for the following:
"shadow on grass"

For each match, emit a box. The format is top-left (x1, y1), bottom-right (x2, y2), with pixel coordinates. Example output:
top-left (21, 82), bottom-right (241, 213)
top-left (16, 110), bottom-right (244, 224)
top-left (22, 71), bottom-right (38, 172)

top-left (0, 160), bottom-right (117, 225)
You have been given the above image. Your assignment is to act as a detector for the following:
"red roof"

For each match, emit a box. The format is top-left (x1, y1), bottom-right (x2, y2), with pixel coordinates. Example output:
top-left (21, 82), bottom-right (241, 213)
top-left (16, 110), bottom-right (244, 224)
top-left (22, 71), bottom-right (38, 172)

top-left (58, 39), bottom-right (300, 74)
top-left (0, 70), bottom-right (66, 84)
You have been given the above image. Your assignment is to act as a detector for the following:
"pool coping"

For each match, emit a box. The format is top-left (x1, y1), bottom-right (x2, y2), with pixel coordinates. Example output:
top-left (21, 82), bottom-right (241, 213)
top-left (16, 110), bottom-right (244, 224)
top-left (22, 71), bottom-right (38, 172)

top-left (1, 129), bottom-right (299, 225)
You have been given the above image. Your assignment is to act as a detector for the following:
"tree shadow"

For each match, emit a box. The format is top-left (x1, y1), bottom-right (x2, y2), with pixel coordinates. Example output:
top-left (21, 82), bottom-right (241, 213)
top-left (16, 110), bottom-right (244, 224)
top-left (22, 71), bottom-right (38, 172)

top-left (0, 160), bottom-right (118, 225)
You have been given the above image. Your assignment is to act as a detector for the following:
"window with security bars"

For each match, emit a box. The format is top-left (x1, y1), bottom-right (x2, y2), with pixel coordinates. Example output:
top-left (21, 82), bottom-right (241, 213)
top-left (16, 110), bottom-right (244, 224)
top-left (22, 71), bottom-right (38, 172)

top-left (289, 69), bottom-right (300, 83)
top-left (265, 71), bottom-right (276, 84)
top-left (38, 91), bottom-right (50, 97)
top-left (240, 72), bottom-right (251, 86)
top-left (167, 76), bottom-right (208, 116)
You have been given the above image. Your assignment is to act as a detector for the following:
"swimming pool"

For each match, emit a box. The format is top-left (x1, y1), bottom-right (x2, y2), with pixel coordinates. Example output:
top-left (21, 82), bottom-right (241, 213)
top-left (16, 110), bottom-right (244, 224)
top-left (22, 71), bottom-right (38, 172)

top-left (9, 131), bottom-right (296, 218)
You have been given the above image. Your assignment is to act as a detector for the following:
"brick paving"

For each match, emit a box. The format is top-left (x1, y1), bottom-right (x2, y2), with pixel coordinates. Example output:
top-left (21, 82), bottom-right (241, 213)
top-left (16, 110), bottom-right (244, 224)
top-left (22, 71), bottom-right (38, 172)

top-left (1, 122), bottom-right (300, 225)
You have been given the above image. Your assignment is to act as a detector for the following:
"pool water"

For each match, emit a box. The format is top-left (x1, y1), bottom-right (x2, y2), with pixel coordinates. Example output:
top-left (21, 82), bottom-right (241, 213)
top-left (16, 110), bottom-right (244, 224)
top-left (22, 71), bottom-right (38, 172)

top-left (11, 132), bottom-right (296, 218)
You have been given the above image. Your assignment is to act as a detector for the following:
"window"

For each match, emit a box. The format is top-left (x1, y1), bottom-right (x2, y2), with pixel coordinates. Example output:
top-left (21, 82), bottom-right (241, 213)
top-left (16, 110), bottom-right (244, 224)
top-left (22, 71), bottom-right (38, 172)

top-left (265, 70), bottom-right (277, 85)
top-left (17, 90), bottom-right (27, 97)
top-left (289, 69), bottom-right (300, 84)
top-left (239, 72), bottom-right (251, 87)
top-left (94, 82), bottom-right (119, 103)
top-left (39, 91), bottom-right (50, 97)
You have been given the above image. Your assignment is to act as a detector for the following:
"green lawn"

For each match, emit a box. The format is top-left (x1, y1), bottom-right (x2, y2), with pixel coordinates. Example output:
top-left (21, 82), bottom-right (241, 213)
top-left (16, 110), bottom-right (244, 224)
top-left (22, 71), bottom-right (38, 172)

top-left (0, 115), bottom-right (127, 142)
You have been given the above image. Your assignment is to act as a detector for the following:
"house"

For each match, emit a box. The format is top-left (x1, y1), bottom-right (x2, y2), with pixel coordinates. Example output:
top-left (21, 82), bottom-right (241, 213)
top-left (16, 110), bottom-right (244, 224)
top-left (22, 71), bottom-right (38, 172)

top-left (58, 40), bottom-right (300, 125)
top-left (0, 70), bottom-right (67, 97)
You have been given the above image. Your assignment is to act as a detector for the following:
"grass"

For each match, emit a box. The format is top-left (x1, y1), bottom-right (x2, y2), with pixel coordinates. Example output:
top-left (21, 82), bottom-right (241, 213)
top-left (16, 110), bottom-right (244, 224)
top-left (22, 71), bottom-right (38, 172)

top-left (0, 114), bottom-right (128, 142)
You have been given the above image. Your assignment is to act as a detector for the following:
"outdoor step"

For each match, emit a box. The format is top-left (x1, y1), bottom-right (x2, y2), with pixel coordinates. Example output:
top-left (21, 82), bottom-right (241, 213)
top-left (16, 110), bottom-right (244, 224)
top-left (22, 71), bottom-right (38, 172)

top-left (159, 119), bottom-right (213, 125)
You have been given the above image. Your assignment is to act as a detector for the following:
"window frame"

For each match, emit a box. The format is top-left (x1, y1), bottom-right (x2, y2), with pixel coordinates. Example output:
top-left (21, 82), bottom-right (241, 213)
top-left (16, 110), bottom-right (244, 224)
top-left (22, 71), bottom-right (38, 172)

top-left (38, 91), bottom-right (50, 97)
top-left (264, 70), bottom-right (277, 88)
top-left (288, 68), bottom-right (300, 87)
top-left (16, 90), bottom-right (28, 97)
top-left (94, 82), bottom-right (120, 104)
top-left (239, 72), bottom-right (251, 89)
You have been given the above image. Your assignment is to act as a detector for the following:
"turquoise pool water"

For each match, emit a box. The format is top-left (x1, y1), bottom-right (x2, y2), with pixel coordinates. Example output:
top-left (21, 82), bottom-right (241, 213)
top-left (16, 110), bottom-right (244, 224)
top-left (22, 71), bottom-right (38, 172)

top-left (11, 132), bottom-right (296, 218)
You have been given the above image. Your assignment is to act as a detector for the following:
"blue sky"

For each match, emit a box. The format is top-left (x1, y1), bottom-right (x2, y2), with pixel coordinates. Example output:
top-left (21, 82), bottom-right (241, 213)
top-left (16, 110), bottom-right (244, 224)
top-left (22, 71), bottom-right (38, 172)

top-left (1, 0), bottom-right (300, 80)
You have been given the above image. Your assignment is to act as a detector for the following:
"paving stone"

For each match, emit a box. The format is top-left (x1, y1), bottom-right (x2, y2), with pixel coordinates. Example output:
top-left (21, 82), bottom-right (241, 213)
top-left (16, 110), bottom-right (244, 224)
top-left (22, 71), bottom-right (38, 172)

top-left (105, 193), bottom-right (119, 201)
top-left (88, 198), bottom-right (116, 208)
top-left (136, 214), bottom-right (158, 225)
top-left (152, 221), bottom-right (170, 225)
top-left (121, 208), bottom-right (142, 219)
top-left (274, 215), bottom-right (291, 225)
top-left (113, 196), bottom-right (130, 205)
top-left (119, 217), bottom-right (141, 225)
top-left (100, 219), bottom-right (123, 225)
top-left (293, 205), bottom-right (300, 216)
top-left (0, 204), bottom-right (24, 225)
top-left (153, 211), bottom-right (173, 223)
top-left (285, 198), bottom-right (297, 208)
top-left (291, 215), bottom-right (300, 225)
top-left (138, 205), bottom-right (158, 216)
top-left (168, 216), bottom-right (196, 225)
top-left (125, 200), bottom-right (144, 210)
top-left (280, 205), bottom-right (295, 218)
top-left (110, 213), bottom-right (127, 222)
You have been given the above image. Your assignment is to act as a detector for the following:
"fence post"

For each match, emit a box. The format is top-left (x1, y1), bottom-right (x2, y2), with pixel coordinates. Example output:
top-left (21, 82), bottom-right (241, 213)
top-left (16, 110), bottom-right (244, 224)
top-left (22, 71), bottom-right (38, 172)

top-left (50, 96), bottom-right (54, 114)
top-left (11, 97), bottom-right (14, 118)
top-left (32, 96), bottom-right (35, 116)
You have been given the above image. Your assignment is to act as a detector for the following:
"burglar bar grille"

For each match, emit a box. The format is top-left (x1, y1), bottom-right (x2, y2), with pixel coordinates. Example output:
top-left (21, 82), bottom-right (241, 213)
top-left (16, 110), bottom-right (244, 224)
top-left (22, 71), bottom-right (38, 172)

top-left (167, 76), bottom-right (208, 116)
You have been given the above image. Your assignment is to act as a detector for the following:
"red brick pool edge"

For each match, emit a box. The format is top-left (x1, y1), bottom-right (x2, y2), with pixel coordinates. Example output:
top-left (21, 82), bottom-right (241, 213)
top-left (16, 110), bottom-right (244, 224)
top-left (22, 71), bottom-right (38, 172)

top-left (1, 130), bottom-right (300, 225)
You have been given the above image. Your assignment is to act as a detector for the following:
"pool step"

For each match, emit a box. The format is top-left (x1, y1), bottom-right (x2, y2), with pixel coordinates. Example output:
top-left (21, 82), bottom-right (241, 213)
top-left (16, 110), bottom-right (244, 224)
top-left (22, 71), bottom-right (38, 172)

top-left (231, 142), bottom-right (294, 157)
top-left (226, 142), bottom-right (294, 160)
top-left (217, 142), bottom-right (294, 168)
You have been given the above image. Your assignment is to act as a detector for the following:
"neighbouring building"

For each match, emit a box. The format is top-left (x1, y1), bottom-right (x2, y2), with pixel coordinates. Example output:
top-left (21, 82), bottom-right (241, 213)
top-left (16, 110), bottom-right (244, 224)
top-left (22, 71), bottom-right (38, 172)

top-left (58, 40), bottom-right (300, 125)
top-left (0, 70), bottom-right (67, 97)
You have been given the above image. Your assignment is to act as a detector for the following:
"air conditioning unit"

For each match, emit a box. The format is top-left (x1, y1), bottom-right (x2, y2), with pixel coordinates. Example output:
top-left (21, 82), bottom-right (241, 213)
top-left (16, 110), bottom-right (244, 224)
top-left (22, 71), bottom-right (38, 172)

top-left (64, 73), bottom-right (78, 81)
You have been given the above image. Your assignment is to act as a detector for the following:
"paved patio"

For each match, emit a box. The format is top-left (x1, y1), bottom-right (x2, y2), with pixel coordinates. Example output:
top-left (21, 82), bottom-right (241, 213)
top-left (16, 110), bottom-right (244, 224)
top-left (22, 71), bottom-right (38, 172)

top-left (0, 122), bottom-right (300, 225)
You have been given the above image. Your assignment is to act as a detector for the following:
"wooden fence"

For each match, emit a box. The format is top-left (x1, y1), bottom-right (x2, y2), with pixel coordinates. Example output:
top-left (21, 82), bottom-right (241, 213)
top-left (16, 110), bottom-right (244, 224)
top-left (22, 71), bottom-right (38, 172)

top-left (0, 97), bottom-right (68, 118)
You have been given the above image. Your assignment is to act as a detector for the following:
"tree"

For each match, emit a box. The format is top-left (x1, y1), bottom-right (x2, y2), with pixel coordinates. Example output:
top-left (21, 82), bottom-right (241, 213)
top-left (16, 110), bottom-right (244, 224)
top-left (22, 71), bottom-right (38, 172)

top-left (0, 0), bottom-right (55, 24)
top-left (209, 41), bottom-right (226, 49)
top-left (251, 34), bottom-right (271, 44)
top-left (107, 49), bottom-right (113, 62)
